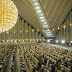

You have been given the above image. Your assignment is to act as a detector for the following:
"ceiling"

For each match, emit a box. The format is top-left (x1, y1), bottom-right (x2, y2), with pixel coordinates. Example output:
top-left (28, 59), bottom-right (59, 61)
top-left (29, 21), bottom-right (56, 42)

top-left (12, 0), bottom-right (72, 38)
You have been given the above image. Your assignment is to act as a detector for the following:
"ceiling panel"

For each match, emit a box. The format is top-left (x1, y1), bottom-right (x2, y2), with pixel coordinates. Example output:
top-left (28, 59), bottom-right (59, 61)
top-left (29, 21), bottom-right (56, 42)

top-left (11, 0), bottom-right (72, 37)
top-left (39, 0), bottom-right (72, 37)
top-left (44, 0), bottom-right (52, 13)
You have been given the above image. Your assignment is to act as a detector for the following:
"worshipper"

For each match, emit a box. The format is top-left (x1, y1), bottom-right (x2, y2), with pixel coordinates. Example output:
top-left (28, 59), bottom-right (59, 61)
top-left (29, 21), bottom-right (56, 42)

top-left (50, 62), bottom-right (55, 72)
top-left (70, 60), bottom-right (72, 72)
top-left (47, 60), bottom-right (51, 69)
top-left (44, 57), bottom-right (47, 64)
top-left (62, 68), bottom-right (65, 72)
top-left (44, 66), bottom-right (47, 72)
top-left (36, 60), bottom-right (41, 71)
top-left (37, 52), bottom-right (42, 65)
top-left (0, 64), bottom-right (2, 72)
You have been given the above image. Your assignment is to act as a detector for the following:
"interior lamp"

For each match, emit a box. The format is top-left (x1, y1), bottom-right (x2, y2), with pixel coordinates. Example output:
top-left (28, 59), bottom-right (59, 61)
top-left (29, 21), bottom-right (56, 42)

top-left (61, 40), bottom-right (65, 44)
top-left (0, 0), bottom-right (18, 32)
top-left (56, 40), bottom-right (58, 43)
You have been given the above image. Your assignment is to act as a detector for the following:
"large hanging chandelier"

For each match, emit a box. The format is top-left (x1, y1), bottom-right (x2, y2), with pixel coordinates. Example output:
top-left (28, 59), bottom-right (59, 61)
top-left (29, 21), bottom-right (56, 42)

top-left (0, 0), bottom-right (18, 32)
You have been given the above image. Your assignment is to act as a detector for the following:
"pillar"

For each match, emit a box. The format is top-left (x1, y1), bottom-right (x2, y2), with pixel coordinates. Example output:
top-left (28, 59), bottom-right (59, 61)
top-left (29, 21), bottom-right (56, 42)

top-left (33, 28), bottom-right (35, 39)
top-left (0, 33), bottom-right (1, 43)
top-left (36, 31), bottom-right (38, 39)
top-left (25, 22), bottom-right (28, 40)
top-left (22, 19), bottom-right (24, 39)
top-left (67, 18), bottom-right (68, 42)
top-left (64, 28), bottom-right (65, 40)
top-left (29, 25), bottom-right (31, 40)
top-left (18, 16), bottom-right (20, 40)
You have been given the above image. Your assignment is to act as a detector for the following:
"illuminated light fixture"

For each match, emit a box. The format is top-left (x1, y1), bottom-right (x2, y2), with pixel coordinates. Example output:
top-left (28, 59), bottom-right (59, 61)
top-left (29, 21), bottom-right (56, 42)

top-left (7, 31), bottom-right (9, 34)
top-left (43, 25), bottom-right (48, 28)
top-left (26, 30), bottom-right (28, 32)
top-left (37, 39), bottom-right (38, 41)
top-left (40, 19), bottom-right (46, 22)
top-left (61, 40), bottom-right (65, 44)
top-left (34, 2), bottom-right (38, 6)
top-left (63, 25), bottom-right (65, 29)
top-left (46, 34), bottom-right (52, 35)
top-left (70, 23), bottom-right (72, 26)
top-left (20, 31), bottom-right (22, 33)
top-left (26, 39), bottom-right (28, 41)
top-left (11, 40), bottom-right (13, 42)
top-left (7, 40), bottom-right (9, 42)
top-left (39, 17), bottom-right (44, 19)
top-left (35, 6), bottom-right (40, 10)
top-left (43, 29), bottom-right (44, 32)
top-left (71, 41), bottom-right (72, 43)
top-left (47, 39), bottom-right (50, 43)
top-left (38, 13), bottom-right (43, 16)
top-left (37, 10), bottom-right (42, 13)
top-left (37, 29), bottom-right (39, 32)
top-left (56, 40), bottom-right (58, 43)
top-left (32, 0), bottom-right (36, 2)
top-left (3, 40), bottom-right (4, 42)
top-left (42, 22), bottom-right (47, 24)
top-left (45, 32), bottom-right (51, 34)
top-left (0, 0), bottom-right (18, 32)
top-left (58, 27), bottom-right (60, 30)
top-left (48, 29), bottom-right (49, 30)
top-left (30, 39), bottom-right (31, 41)
top-left (32, 29), bottom-right (34, 32)
top-left (15, 40), bottom-right (17, 42)
top-left (45, 30), bottom-right (50, 32)
top-left (33, 39), bottom-right (35, 41)
top-left (32, 0), bottom-right (52, 37)
top-left (53, 29), bottom-right (54, 31)
top-left (14, 31), bottom-right (15, 33)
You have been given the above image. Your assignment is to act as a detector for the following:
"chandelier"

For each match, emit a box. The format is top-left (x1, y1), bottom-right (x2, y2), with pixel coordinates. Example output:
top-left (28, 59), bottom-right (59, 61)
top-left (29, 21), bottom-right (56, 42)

top-left (0, 0), bottom-right (18, 32)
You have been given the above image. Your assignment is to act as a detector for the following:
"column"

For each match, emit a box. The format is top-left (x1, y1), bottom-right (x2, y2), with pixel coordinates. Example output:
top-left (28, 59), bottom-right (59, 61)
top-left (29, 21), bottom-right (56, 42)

top-left (33, 28), bottom-right (35, 39)
top-left (14, 25), bottom-right (15, 40)
top-left (7, 31), bottom-right (9, 42)
top-left (64, 28), bottom-right (65, 40)
top-left (61, 28), bottom-right (62, 41)
top-left (36, 31), bottom-right (38, 40)
top-left (25, 22), bottom-right (28, 41)
top-left (4, 32), bottom-right (5, 42)
top-left (42, 36), bottom-right (45, 41)
top-left (39, 33), bottom-right (41, 41)
top-left (29, 25), bottom-right (31, 40)
top-left (71, 26), bottom-right (72, 41)
top-left (58, 30), bottom-right (60, 42)
top-left (22, 19), bottom-right (24, 40)
top-left (0, 33), bottom-right (1, 43)
top-left (70, 11), bottom-right (72, 41)
top-left (20, 19), bottom-right (22, 40)
top-left (18, 16), bottom-right (20, 40)
top-left (25, 23), bottom-right (26, 39)
top-left (67, 18), bottom-right (68, 42)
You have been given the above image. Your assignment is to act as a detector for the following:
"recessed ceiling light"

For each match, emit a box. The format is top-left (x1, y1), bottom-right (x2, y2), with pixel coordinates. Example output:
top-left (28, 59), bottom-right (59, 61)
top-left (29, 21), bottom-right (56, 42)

top-left (39, 16), bottom-right (44, 19)
top-left (35, 6), bottom-right (40, 10)
top-left (34, 2), bottom-right (38, 6)
top-left (37, 10), bottom-right (41, 13)
top-left (32, 0), bottom-right (36, 2)
top-left (38, 13), bottom-right (43, 16)
top-left (40, 19), bottom-right (46, 22)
